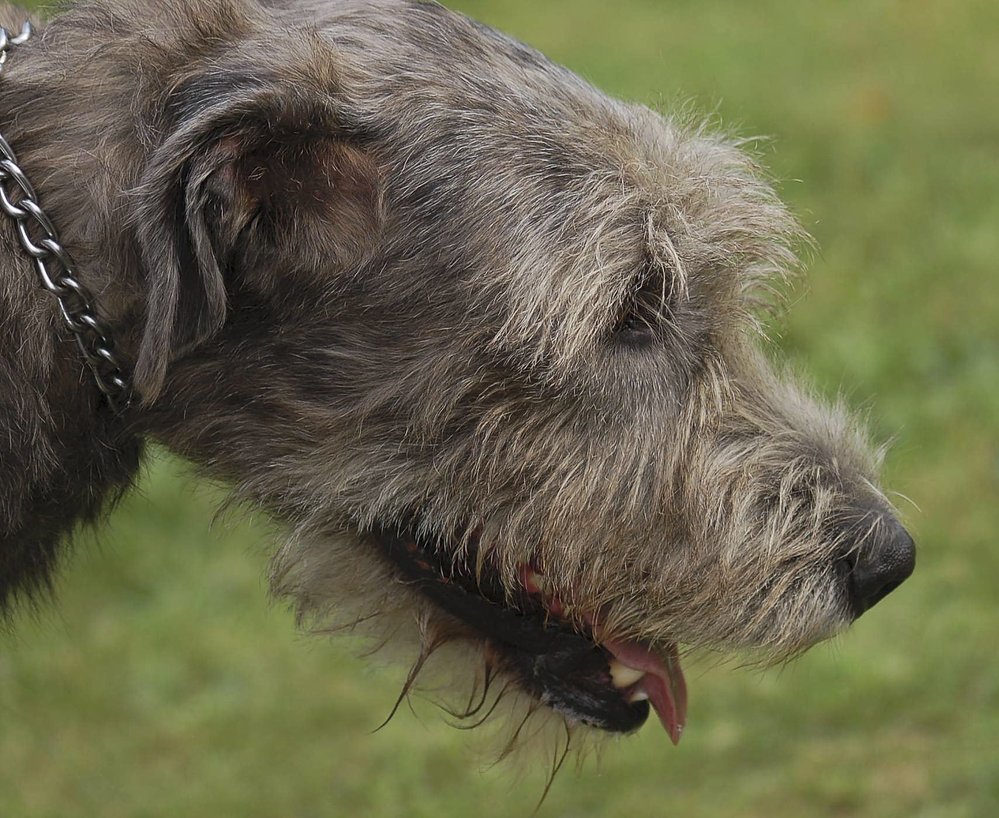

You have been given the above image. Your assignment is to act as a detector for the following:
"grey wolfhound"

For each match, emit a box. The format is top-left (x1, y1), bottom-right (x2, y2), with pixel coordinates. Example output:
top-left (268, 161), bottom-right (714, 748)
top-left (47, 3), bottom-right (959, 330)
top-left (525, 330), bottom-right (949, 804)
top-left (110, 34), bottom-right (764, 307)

top-left (0, 0), bottom-right (913, 753)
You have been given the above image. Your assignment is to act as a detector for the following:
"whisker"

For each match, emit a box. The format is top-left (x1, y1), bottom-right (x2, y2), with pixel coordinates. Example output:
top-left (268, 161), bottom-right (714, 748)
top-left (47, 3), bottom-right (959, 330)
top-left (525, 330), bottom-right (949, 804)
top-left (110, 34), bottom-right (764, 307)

top-left (534, 723), bottom-right (572, 815)
top-left (453, 681), bottom-right (513, 730)
top-left (372, 633), bottom-right (445, 732)
top-left (490, 705), bottom-right (539, 767)
top-left (886, 489), bottom-right (921, 513)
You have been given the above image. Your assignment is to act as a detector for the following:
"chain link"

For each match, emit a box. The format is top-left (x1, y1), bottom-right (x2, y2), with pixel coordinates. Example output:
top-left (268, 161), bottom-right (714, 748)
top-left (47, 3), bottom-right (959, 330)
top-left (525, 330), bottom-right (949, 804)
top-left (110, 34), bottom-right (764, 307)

top-left (0, 22), bottom-right (132, 410)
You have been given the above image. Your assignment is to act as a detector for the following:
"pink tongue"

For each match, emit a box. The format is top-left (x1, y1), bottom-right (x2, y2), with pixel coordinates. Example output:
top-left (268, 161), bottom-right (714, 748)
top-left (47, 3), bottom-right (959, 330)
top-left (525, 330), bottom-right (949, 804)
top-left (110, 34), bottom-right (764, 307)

top-left (604, 639), bottom-right (688, 745)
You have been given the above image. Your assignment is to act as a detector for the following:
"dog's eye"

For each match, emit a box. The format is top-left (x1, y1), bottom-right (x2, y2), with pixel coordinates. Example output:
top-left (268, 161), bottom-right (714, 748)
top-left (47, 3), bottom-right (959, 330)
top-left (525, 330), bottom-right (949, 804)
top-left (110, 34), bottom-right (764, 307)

top-left (612, 274), bottom-right (673, 343)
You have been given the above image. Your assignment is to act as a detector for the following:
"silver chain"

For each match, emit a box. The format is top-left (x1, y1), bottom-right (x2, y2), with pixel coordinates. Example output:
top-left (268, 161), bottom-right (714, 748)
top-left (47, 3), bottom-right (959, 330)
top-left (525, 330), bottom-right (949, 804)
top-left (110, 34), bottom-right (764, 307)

top-left (0, 22), bottom-right (132, 410)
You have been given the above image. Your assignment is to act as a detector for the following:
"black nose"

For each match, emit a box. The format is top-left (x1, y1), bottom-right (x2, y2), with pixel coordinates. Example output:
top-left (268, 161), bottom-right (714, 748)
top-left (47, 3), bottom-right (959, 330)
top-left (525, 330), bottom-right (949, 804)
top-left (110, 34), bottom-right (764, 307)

top-left (844, 514), bottom-right (916, 616)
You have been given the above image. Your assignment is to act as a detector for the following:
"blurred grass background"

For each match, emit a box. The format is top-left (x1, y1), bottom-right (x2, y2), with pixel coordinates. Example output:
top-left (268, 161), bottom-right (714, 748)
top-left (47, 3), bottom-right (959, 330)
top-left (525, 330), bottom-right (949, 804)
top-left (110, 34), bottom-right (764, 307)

top-left (2, 0), bottom-right (997, 816)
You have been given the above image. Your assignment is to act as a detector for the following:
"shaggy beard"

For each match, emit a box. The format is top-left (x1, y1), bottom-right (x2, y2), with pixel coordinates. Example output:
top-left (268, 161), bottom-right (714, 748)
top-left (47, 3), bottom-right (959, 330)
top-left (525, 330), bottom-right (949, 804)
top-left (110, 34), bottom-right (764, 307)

top-left (268, 519), bottom-right (851, 800)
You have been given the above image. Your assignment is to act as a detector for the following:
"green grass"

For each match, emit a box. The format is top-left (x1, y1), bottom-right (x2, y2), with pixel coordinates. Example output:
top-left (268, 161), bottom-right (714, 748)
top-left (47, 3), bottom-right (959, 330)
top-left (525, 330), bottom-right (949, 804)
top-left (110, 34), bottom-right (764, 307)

top-left (2, 1), bottom-right (998, 816)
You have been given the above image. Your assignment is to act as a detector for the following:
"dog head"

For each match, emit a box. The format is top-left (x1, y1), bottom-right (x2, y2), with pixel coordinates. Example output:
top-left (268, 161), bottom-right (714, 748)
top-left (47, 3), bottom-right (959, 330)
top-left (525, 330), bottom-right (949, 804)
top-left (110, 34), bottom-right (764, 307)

top-left (2, 0), bottom-right (914, 746)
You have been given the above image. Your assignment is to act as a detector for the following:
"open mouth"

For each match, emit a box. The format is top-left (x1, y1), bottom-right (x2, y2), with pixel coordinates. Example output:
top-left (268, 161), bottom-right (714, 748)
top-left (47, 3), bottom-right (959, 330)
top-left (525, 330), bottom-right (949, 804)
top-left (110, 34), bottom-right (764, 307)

top-left (372, 524), bottom-right (687, 743)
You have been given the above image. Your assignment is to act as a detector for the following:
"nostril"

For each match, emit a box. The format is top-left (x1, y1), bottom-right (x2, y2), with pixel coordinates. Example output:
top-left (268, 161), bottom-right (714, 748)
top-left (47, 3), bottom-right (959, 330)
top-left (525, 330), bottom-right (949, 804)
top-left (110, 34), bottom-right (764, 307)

top-left (847, 517), bottom-right (916, 616)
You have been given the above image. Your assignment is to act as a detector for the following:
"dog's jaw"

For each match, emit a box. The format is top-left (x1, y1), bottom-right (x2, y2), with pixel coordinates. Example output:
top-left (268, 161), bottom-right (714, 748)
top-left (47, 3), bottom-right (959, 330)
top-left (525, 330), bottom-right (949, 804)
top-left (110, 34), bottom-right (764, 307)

top-left (372, 522), bottom-right (688, 740)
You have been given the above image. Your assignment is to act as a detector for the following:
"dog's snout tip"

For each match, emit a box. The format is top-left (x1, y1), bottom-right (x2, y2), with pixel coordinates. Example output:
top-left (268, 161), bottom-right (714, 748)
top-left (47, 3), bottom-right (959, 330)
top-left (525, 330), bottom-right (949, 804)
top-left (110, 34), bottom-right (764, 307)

top-left (847, 516), bottom-right (915, 617)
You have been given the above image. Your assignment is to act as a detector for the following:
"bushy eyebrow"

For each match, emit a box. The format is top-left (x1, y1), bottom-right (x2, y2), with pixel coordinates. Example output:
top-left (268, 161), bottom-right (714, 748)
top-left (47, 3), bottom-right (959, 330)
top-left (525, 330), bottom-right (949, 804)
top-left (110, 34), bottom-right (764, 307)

top-left (643, 213), bottom-right (688, 305)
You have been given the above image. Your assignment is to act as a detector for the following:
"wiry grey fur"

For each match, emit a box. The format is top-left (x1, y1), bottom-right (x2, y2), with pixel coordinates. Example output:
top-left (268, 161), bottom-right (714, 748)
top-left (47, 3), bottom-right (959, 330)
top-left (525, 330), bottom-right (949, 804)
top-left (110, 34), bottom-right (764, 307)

top-left (0, 0), bottom-right (908, 758)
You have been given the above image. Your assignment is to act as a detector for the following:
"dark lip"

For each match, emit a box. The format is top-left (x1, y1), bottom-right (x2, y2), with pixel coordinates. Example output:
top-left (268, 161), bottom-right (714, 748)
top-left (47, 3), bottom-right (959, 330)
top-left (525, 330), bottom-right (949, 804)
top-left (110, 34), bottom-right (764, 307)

top-left (371, 523), bottom-right (650, 733)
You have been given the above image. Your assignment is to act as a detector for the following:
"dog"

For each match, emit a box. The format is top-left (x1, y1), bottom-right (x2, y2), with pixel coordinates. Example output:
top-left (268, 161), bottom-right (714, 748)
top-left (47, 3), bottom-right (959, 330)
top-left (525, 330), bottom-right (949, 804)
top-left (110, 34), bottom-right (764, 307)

top-left (0, 0), bottom-right (914, 751)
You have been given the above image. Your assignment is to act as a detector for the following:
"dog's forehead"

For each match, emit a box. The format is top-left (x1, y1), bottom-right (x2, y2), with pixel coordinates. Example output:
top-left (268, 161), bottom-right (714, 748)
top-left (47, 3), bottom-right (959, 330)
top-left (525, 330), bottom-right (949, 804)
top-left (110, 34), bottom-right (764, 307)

top-left (319, 1), bottom-right (637, 156)
top-left (323, 5), bottom-right (679, 240)
top-left (307, 0), bottom-right (798, 333)
top-left (340, 10), bottom-right (765, 226)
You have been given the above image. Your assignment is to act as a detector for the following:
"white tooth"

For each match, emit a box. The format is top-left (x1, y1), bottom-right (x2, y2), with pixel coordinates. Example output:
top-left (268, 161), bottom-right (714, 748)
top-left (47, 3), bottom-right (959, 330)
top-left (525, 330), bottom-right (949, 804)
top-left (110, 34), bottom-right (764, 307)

top-left (609, 659), bottom-right (645, 689)
top-left (628, 689), bottom-right (650, 703)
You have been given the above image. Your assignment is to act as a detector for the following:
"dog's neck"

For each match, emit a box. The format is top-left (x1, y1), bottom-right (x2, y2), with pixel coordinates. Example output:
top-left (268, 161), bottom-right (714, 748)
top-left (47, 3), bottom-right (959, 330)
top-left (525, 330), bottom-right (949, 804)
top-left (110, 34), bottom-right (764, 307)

top-left (0, 6), bottom-right (145, 609)
top-left (0, 186), bottom-right (144, 609)
top-left (0, 235), bottom-right (143, 610)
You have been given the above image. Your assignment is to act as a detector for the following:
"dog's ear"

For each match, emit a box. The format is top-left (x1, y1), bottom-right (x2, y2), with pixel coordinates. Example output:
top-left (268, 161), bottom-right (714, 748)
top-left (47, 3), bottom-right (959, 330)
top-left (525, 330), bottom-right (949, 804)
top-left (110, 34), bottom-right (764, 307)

top-left (131, 51), bottom-right (381, 401)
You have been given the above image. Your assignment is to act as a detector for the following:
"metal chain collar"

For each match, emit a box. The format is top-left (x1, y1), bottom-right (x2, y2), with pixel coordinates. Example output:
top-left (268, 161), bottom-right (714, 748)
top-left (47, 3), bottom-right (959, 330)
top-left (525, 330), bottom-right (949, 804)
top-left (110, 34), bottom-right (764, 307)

top-left (0, 22), bottom-right (132, 411)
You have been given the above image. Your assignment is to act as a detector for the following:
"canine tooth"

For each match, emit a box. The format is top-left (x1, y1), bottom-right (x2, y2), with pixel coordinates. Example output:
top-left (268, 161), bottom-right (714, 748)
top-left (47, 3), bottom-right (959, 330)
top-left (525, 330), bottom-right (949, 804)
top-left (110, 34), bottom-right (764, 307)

top-left (628, 689), bottom-right (650, 703)
top-left (609, 659), bottom-right (645, 689)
